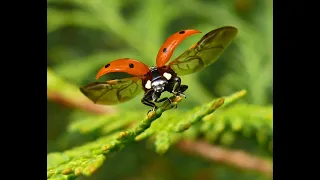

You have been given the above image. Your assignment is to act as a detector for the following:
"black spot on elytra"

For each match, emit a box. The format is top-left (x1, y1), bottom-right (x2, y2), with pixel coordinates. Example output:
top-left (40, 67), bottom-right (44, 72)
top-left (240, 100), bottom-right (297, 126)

top-left (163, 48), bottom-right (167, 53)
top-left (105, 64), bottom-right (110, 68)
top-left (179, 30), bottom-right (185, 34)
top-left (129, 63), bottom-right (134, 68)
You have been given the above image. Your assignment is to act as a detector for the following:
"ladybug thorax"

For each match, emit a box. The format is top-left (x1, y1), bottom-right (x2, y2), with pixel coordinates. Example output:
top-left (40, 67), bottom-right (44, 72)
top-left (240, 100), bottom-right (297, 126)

top-left (144, 66), bottom-right (173, 92)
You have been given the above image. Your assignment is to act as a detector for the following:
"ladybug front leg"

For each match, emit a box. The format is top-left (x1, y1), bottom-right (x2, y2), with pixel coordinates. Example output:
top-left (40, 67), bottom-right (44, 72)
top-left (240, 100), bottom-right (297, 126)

top-left (171, 76), bottom-right (188, 98)
top-left (141, 90), bottom-right (157, 114)
top-left (178, 85), bottom-right (188, 95)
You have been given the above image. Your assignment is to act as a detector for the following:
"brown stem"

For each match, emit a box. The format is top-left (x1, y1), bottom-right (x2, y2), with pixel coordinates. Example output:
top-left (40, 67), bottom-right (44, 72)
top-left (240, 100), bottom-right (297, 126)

top-left (177, 140), bottom-right (272, 177)
top-left (47, 90), bottom-right (116, 115)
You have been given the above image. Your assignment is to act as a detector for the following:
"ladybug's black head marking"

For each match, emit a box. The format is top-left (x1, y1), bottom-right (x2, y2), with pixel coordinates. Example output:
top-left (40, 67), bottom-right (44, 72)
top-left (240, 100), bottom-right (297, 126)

top-left (105, 64), bottom-right (110, 68)
top-left (179, 30), bottom-right (185, 34)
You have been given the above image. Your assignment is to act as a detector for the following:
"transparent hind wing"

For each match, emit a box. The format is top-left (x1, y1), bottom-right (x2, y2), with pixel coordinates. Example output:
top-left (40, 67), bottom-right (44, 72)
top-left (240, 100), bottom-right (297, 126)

top-left (80, 77), bottom-right (143, 105)
top-left (169, 26), bottom-right (238, 76)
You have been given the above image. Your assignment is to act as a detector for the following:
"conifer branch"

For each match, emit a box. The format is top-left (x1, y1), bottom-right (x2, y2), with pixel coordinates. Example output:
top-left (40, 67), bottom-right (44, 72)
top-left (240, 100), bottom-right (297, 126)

top-left (47, 95), bottom-right (185, 179)
top-left (116, 95), bottom-right (183, 141)
top-left (177, 140), bottom-right (272, 177)
top-left (47, 86), bottom-right (271, 180)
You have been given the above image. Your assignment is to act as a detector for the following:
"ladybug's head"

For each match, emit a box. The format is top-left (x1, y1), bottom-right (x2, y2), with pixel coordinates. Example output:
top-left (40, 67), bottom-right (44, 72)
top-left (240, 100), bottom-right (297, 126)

top-left (152, 77), bottom-right (168, 93)
top-left (148, 66), bottom-right (168, 93)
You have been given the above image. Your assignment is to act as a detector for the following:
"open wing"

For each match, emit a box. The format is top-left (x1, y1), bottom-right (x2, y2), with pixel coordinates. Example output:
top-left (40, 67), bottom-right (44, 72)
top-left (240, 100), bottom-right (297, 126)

top-left (80, 77), bottom-right (143, 105)
top-left (95, 58), bottom-right (150, 80)
top-left (168, 26), bottom-right (238, 76)
top-left (156, 29), bottom-right (201, 67)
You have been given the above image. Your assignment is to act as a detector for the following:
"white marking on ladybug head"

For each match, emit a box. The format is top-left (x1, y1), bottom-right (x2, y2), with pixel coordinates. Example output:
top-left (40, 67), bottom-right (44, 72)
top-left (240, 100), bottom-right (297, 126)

top-left (145, 80), bottom-right (152, 89)
top-left (163, 72), bottom-right (172, 80)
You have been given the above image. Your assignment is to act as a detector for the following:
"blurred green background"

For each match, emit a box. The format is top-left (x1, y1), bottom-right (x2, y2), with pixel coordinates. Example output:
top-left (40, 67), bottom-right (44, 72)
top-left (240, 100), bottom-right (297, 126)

top-left (47, 0), bottom-right (272, 179)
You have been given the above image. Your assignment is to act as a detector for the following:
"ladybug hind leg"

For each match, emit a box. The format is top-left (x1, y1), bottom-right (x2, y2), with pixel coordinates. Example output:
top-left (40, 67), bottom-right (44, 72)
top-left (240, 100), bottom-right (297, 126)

top-left (155, 97), bottom-right (176, 109)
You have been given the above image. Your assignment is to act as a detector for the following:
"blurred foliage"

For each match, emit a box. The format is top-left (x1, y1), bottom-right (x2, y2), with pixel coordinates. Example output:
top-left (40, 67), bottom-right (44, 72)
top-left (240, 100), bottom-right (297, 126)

top-left (47, 0), bottom-right (272, 180)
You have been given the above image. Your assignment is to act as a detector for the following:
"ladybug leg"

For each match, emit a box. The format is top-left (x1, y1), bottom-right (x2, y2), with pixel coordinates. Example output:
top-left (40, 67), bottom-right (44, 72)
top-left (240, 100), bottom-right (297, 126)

top-left (155, 97), bottom-right (169, 103)
top-left (141, 98), bottom-right (156, 109)
top-left (142, 90), bottom-right (158, 114)
top-left (171, 76), bottom-right (181, 94)
top-left (155, 97), bottom-right (176, 108)
top-left (177, 85), bottom-right (188, 98)
top-left (171, 76), bottom-right (188, 98)
top-left (147, 106), bottom-right (157, 115)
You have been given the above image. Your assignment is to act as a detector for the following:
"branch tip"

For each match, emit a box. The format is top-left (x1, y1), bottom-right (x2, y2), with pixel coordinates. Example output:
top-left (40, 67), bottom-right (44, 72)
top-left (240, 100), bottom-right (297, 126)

top-left (74, 168), bottom-right (82, 176)
top-left (102, 145), bottom-right (110, 151)
top-left (62, 168), bottom-right (73, 175)
top-left (238, 90), bottom-right (247, 96)
top-left (221, 89), bottom-right (247, 107)
top-left (117, 131), bottom-right (129, 140)
top-left (211, 98), bottom-right (225, 109)
top-left (47, 171), bottom-right (54, 178)
top-left (176, 123), bottom-right (191, 132)
top-left (85, 166), bottom-right (96, 175)
top-left (147, 111), bottom-right (156, 118)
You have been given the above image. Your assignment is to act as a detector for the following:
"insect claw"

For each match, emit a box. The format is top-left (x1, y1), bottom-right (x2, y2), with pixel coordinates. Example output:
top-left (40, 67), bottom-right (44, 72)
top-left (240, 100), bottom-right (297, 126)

top-left (172, 91), bottom-right (178, 96)
top-left (147, 106), bottom-right (157, 115)
top-left (163, 98), bottom-right (175, 108)
top-left (173, 91), bottom-right (186, 98)
top-left (180, 93), bottom-right (186, 98)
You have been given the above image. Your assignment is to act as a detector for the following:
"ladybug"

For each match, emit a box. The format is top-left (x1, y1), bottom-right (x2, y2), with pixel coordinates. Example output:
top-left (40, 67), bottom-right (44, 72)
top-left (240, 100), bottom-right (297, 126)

top-left (80, 26), bottom-right (238, 112)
